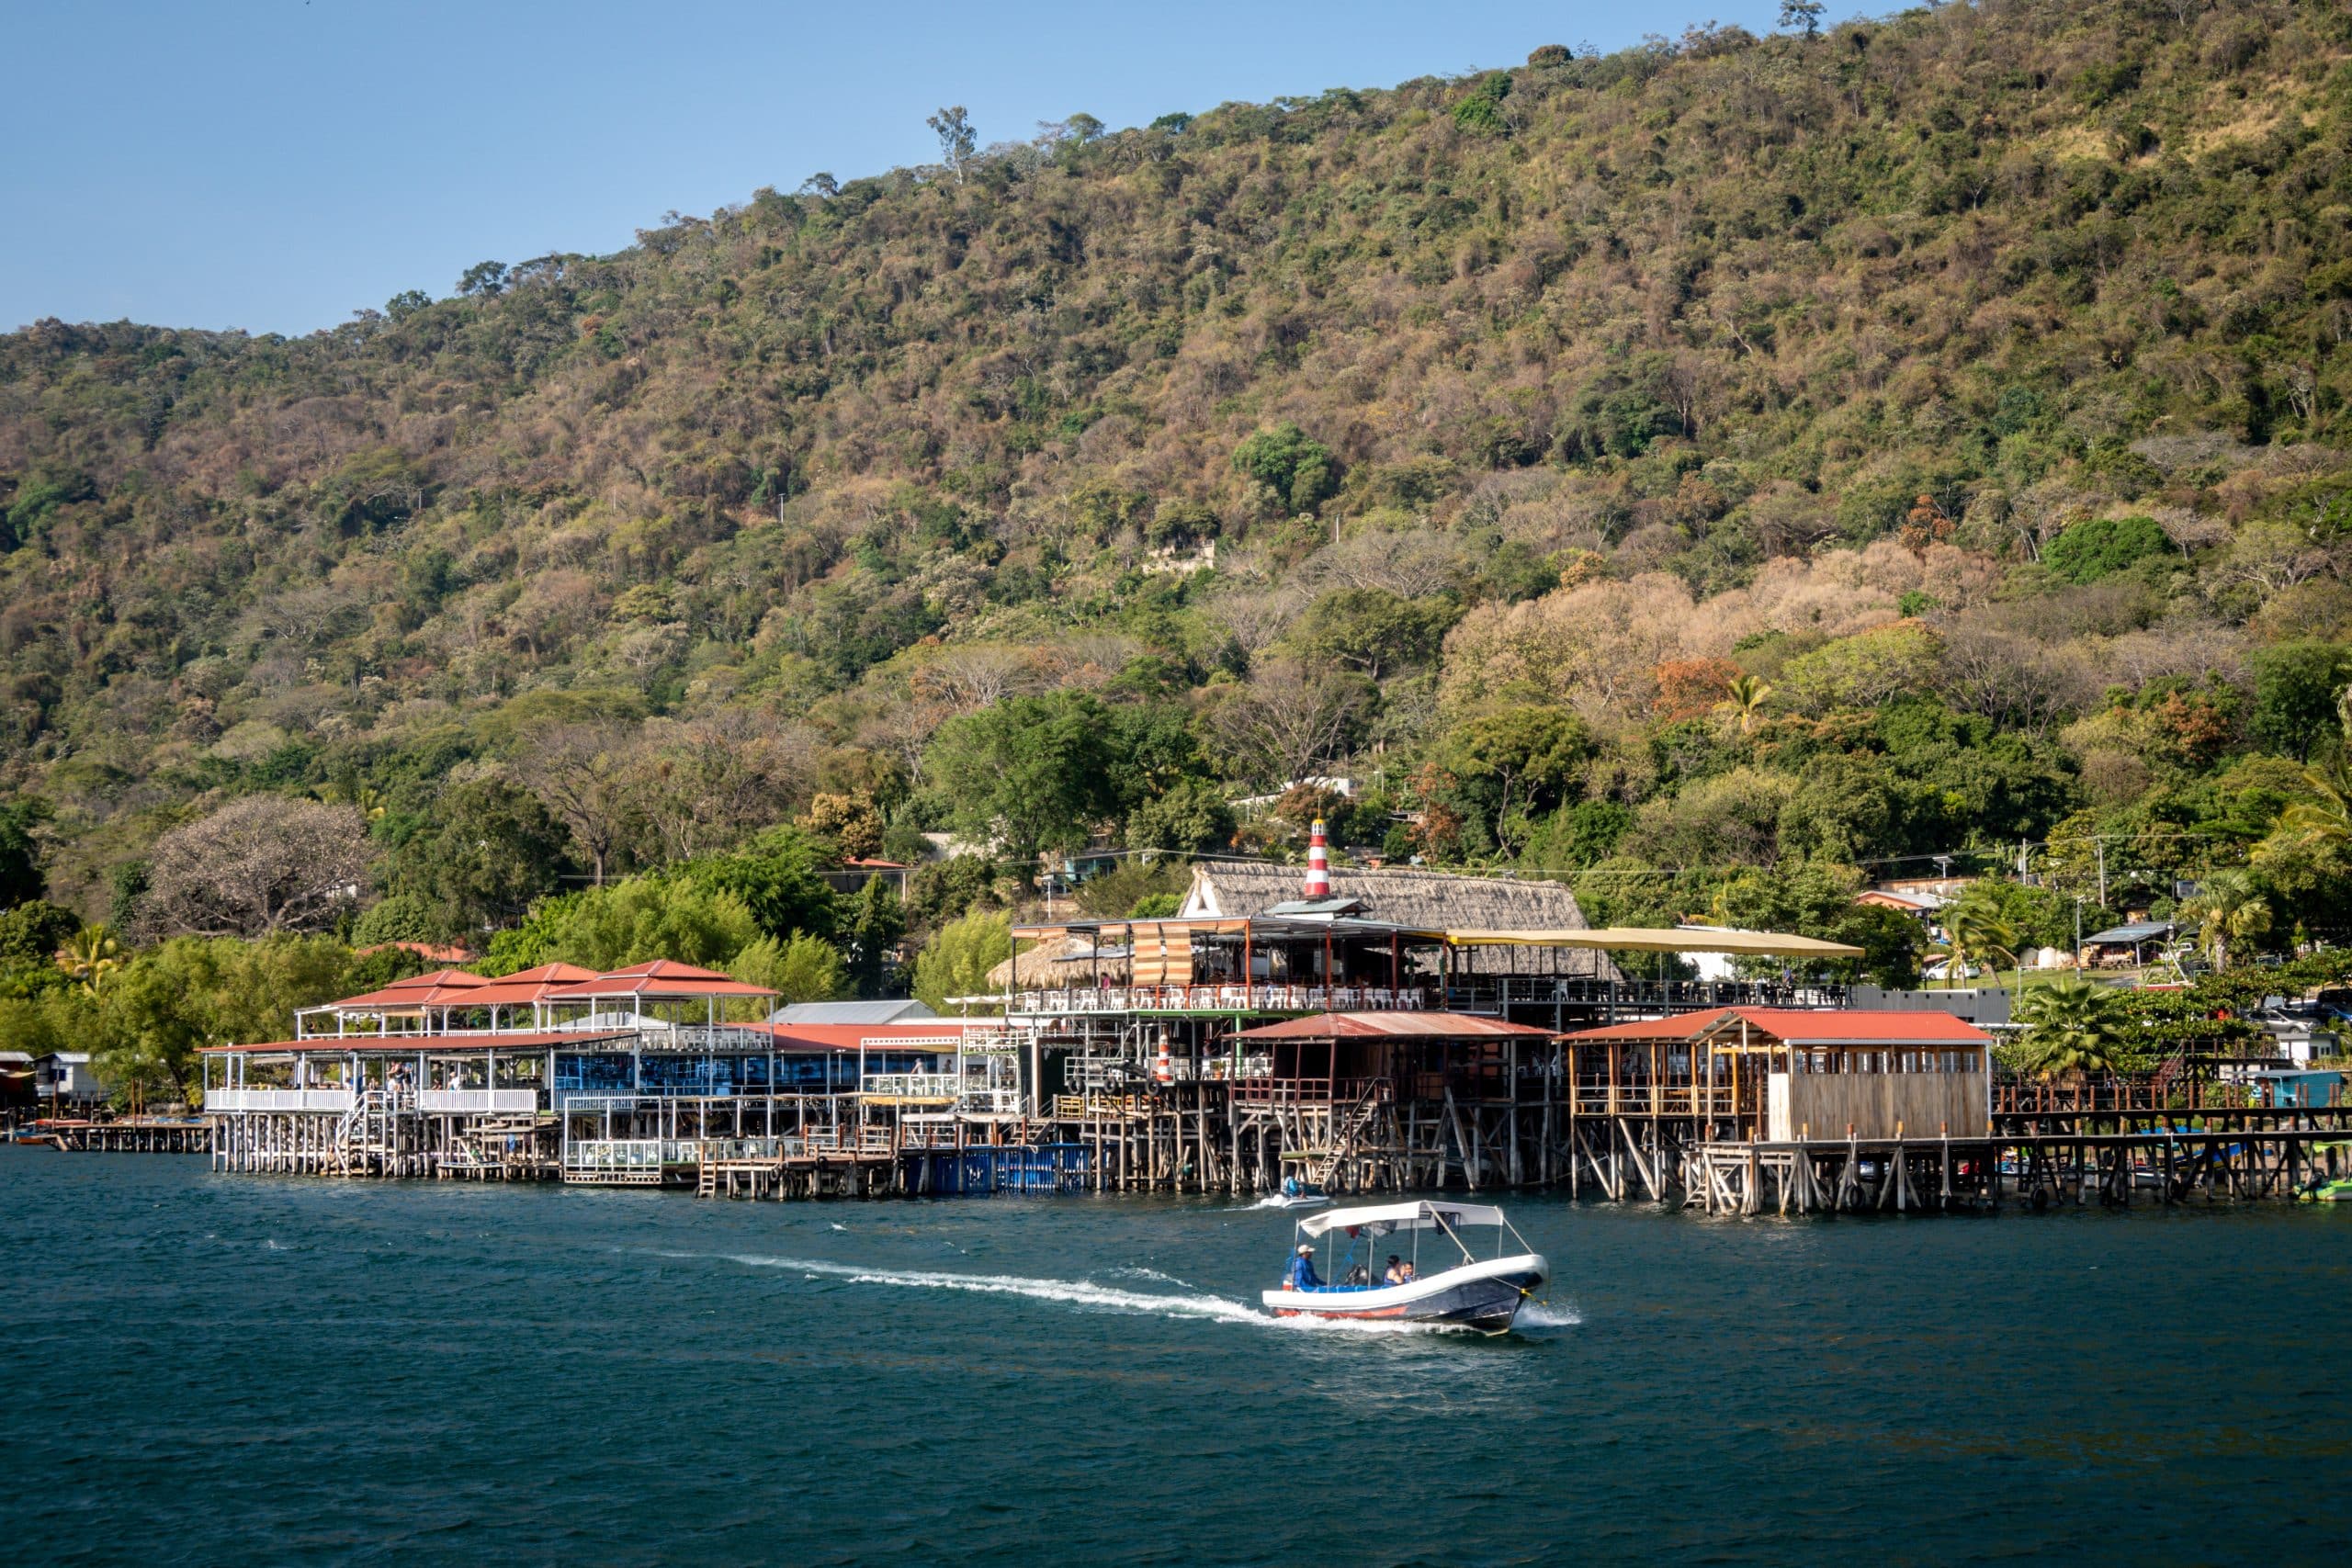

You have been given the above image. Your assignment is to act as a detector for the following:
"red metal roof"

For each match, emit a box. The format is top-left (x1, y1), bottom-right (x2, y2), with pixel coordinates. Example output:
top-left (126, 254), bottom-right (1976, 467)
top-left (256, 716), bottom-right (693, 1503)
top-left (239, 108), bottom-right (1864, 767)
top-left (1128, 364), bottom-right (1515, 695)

top-left (327, 969), bottom-right (493, 1008)
top-left (458, 963), bottom-right (602, 1007)
top-left (1726, 1008), bottom-right (1992, 1045)
top-left (543, 960), bottom-right (776, 1000)
top-left (737, 1021), bottom-right (975, 1054)
top-left (1561, 1010), bottom-right (1736, 1043)
top-left (1229, 1010), bottom-right (1561, 1042)
top-left (1565, 1008), bottom-right (1990, 1046)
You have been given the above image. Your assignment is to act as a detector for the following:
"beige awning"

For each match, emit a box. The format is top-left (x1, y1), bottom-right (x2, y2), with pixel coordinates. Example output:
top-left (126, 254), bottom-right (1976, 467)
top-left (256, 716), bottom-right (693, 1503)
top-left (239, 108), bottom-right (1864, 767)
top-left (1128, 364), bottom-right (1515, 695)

top-left (1444, 927), bottom-right (1865, 959)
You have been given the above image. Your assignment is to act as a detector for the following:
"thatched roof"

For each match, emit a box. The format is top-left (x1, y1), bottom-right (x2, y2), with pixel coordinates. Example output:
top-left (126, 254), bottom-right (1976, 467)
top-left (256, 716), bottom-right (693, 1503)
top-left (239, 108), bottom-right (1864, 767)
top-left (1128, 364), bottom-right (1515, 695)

top-left (1180, 863), bottom-right (1620, 979)
top-left (985, 935), bottom-right (1132, 989)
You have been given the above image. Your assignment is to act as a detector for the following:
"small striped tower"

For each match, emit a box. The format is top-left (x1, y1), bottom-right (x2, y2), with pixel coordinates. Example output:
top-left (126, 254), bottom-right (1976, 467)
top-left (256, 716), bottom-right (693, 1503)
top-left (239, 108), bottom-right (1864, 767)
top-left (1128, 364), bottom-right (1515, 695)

top-left (1303, 818), bottom-right (1332, 899)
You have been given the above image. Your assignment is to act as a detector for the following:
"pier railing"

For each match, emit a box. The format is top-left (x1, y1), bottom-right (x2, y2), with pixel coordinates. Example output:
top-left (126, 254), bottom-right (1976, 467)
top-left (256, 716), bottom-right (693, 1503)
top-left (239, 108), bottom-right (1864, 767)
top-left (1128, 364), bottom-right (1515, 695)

top-left (417, 1089), bottom-right (541, 1114)
top-left (1010, 985), bottom-right (1428, 1016)
top-left (205, 1088), bottom-right (356, 1112)
top-left (1444, 976), bottom-right (1846, 1017)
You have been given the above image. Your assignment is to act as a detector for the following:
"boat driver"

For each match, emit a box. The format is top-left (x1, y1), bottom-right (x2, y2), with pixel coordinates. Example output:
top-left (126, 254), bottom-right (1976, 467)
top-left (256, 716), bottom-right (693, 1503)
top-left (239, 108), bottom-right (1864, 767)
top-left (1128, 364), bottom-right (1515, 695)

top-left (1283, 1243), bottom-right (1323, 1292)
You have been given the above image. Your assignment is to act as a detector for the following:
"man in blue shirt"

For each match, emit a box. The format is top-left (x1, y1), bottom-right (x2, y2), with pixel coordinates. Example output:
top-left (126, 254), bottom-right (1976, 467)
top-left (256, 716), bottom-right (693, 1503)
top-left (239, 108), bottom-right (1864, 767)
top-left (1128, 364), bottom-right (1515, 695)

top-left (1283, 1243), bottom-right (1323, 1292)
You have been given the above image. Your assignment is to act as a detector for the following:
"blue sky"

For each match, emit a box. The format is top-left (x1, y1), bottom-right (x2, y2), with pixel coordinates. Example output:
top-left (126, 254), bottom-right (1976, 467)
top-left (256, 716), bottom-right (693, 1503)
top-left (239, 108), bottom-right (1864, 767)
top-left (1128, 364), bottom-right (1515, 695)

top-left (1, 1), bottom-right (1848, 336)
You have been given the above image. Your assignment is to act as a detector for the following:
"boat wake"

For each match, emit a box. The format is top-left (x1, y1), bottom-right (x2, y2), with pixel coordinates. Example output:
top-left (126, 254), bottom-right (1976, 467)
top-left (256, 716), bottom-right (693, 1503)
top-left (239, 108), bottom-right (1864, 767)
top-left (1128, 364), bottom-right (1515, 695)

top-left (704, 1252), bottom-right (1466, 1335)
top-left (1513, 1301), bottom-right (1581, 1332)
top-left (726, 1252), bottom-right (1268, 1325)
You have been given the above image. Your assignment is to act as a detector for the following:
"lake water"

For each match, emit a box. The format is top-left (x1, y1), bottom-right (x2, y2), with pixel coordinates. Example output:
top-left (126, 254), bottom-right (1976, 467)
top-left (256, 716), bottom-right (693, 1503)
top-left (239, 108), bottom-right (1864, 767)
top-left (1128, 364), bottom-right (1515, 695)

top-left (6, 1145), bottom-right (2348, 1564)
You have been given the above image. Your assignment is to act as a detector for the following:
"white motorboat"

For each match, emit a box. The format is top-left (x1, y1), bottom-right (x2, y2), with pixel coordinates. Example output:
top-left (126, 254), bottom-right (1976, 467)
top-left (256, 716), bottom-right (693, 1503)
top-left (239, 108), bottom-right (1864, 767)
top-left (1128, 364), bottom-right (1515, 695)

top-left (1260, 1201), bottom-right (1548, 1334)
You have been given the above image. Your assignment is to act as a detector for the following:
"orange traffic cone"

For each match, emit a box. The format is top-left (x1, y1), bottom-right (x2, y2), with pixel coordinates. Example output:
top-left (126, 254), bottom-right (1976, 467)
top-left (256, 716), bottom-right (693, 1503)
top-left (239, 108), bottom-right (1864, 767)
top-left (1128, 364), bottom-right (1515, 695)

top-left (1154, 1036), bottom-right (1173, 1084)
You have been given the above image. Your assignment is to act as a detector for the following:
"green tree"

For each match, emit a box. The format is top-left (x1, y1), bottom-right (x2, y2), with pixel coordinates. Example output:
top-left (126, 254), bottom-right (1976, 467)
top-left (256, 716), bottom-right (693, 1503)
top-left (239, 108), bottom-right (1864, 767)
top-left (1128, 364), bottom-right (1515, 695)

top-left (906, 854), bottom-right (1005, 929)
top-left (1127, 778), bottom-right (1237, 854)
top-left (842, 878), bottom-right (907, 998)
top-left (1779, 1), bottom-right (1825, 38)
top-left (103, 935), bottom-right (354, 1106)
top-left (2179, 870), bottom-right (2271, 972)
top-left (0, 795), bottom-right (49, 908)
top-left (729, 931), bottom-right (850, 1006)
top-left (1724, 674), bottom-right (1771, 735)
top-left (927, 106), bottom-right (978, 182)
top-left (911, 909), bottom-right (1012, 1010)
top-left (1284, 588), bottom-right (1457, 680)
top-left (1940, 894), bottom-right (2019, 987)
top-left (1431, 705), bottom-right (1593, 859)
top-left (544, 878), bottom-right (762, 972)
top-left (1711, 860), bottom-right (1924, 987)
top-left (383, 778), bottom-right (576, 940)
top-left (2041, 514), bottom-right (2169, 583)
top-left (2249, 642), bottom-right (2352, 760)
top-left (925, 693), bottom-right (1119, 871)
top-left (456, 260), bottom-right (508, 297)
top-left (1232, 423), bottom-right (1340, 515)
top-left (2010, 974), bottom-right (2136, 1080)
top-left (679, 826), bottom-right (841, 943)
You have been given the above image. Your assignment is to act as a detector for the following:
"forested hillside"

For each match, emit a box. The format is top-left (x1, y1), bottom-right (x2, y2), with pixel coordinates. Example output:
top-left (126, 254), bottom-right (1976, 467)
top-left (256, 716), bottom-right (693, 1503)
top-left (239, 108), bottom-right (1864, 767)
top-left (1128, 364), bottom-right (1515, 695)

top-left (5, 0), bottom-right (2352, 1010)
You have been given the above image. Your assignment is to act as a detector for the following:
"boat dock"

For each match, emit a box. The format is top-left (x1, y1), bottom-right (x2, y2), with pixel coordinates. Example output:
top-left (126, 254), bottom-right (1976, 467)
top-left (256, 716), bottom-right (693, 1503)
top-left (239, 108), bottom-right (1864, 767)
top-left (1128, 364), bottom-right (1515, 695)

top-left (66, 863), bottom-right (2343, 1216)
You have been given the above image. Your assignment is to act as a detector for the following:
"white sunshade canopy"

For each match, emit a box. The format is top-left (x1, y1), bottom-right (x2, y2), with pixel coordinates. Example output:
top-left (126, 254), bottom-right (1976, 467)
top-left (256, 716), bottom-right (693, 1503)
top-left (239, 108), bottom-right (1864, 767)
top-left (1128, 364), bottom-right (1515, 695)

top-left (1298, 1200), bottom-right (1511, 1237)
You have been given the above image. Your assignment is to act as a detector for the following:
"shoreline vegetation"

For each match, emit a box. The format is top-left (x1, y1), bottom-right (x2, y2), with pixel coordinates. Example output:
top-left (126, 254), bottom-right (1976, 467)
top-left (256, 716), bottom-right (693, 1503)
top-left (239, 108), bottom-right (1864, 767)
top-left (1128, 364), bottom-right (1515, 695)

top-left (6, 2), bottom-right (2352, 1103)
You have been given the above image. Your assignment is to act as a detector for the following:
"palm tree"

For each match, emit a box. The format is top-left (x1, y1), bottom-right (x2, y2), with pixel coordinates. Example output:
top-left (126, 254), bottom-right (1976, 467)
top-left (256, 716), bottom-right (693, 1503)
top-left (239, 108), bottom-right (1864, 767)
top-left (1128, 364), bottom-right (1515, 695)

top-left (2013, 973), bottom-right (2132, 1081)
top-left (1939, 901), bottom-right (2018, 988)
top-left (2178, 871), bottom-right (2271, 972)
top-left (2278, 747), bottom-right (2352, 849)
top-left (53, 923), bottom-right (120, 998)
top-left (1724, 673), bottom-right (1772, 736)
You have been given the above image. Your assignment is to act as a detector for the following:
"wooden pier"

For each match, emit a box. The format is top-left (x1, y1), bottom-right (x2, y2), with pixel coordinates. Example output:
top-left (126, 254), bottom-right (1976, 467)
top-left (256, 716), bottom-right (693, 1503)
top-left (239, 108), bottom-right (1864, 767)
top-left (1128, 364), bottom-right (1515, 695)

top-left (1686, 1125), bottom-right (2352, 1214)
top-left (22, 1117), bottom-right (211, 1154)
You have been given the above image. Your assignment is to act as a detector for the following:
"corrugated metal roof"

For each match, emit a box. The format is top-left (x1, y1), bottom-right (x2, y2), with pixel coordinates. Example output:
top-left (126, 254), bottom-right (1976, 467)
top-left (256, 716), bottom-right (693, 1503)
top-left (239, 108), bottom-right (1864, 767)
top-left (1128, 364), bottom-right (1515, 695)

top-left (1229, 1010), bottom-right (1561, 1041)
top-left (2086, 922), bottom-right (2177, 943)
top-left (1566, 1008), bottom-right (1991, 1046)
top-left (769, 999), bottom-right (938, 1024)
top-left (740, 1021), bottom-right (972, 1053)
top-left (458, 963), bottom-right (604, 1006)
top-left (544, 960), bottom-right (776, 1000)
top-left (326, 969), bottom-right (492, 1008)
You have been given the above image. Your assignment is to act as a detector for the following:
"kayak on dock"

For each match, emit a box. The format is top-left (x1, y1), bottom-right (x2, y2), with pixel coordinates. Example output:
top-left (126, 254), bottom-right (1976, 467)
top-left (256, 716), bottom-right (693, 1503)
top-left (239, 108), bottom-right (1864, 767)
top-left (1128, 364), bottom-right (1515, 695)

top-left (1261, 1200), bottom-right (1548, 1335)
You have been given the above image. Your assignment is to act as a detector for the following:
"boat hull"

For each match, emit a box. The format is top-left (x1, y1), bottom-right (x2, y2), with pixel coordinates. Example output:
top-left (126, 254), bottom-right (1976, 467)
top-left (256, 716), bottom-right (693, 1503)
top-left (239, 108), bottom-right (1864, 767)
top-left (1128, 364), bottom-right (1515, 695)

top-left (1261, 1253), bottom-right (1548, 1334)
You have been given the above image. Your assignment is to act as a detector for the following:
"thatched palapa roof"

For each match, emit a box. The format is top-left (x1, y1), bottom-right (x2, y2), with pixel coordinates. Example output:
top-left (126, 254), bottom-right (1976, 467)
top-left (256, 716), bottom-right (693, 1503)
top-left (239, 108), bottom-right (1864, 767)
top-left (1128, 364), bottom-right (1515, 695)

top-left (986, 935), bottom-right (1132, 989)
top-left (1178, 863), bottom-right (1621, 980)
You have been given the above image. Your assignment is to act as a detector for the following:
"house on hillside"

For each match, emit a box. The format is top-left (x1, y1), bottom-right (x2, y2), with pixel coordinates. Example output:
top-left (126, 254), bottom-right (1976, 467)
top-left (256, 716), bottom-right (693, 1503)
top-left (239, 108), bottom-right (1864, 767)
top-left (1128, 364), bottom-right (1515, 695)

top-left (1176, 862), bottom-right (1620, 979)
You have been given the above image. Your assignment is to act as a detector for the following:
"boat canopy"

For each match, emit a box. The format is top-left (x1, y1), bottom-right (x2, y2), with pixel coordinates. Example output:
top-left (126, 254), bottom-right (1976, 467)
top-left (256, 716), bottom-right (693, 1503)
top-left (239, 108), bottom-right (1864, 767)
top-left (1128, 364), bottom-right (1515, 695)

top-left (1298, 1200), bottom-right (1510, 1237)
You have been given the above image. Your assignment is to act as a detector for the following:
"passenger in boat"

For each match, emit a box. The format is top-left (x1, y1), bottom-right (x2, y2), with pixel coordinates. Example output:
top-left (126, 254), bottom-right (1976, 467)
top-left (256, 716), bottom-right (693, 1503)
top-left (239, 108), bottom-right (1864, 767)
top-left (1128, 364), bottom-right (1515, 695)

top-left (1382, 1256), bottom-right (1404, 1285)
top-left (1397, 1260), bottom-right (1419, 1284)
top-left (1283, 1244), bottom-right (1323, 1292)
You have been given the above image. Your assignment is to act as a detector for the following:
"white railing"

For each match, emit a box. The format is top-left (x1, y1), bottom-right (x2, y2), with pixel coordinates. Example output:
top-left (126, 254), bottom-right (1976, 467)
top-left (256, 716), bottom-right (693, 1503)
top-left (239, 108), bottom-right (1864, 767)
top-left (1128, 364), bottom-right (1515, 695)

top-left (566, 1139), bottom-right (662, 1171)
top-left (206, 1088), bottom-right (356, 1112)
top-left (416, 1089), bottom-right (541, 1114)
top-left (860, 1072), bottom-right (963, 1100)
top-left (1008, 985), bottom-right (1427, 1016)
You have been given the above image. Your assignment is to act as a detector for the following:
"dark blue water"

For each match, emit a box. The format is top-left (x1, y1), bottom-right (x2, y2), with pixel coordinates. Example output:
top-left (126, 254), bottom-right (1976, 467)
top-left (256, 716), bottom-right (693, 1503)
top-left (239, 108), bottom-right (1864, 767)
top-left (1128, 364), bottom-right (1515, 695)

top-left (6, 1145), bottom-right (2348, 1565)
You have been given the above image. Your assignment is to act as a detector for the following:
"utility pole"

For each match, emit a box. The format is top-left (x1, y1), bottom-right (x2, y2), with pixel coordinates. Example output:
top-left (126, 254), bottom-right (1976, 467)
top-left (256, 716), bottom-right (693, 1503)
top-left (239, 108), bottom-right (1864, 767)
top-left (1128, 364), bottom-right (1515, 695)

top-left (2095, 838), bottom-right (2107, 909)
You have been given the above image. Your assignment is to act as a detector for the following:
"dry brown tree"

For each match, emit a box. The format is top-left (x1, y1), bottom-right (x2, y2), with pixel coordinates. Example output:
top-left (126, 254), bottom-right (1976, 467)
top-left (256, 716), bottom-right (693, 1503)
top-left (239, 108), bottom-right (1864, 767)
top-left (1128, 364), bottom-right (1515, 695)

top-left (139, 796), bottom-right (372, 940)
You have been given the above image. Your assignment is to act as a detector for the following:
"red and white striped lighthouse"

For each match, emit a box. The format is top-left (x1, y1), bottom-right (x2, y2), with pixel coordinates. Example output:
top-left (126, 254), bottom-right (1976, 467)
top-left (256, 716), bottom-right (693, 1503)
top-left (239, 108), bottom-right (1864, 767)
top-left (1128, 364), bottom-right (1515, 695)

top-left (1303, 818), bottom-right (1332, 899)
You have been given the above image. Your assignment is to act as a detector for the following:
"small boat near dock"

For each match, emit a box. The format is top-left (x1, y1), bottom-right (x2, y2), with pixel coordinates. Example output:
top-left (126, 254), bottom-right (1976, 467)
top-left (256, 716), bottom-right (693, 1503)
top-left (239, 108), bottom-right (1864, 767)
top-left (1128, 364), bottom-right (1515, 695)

top-left (1261, 1200), bottom-right (1548, 1334)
